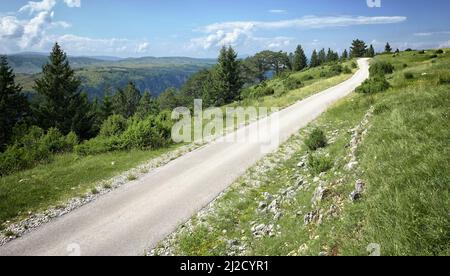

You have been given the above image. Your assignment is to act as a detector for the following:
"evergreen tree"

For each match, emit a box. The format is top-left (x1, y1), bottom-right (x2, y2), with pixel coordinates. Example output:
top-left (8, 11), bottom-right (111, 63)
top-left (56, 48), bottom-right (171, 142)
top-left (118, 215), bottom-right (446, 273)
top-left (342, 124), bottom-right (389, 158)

top-left (292, 45), bottom-right (308, 71)
top-left (212, 46), bottom-right (243, 105)
top-left (112, 81), bottom-right (141, 118)
top-left (136, 90), bottom-right (160, 118)
top-left (310, 50), bottom-right (320, 67)
top-left (341, 49), bottom-right (349, 61)
top-left (318, 48), bottom-right (327, 65)
top-left (385, 42), bottom-right (392, 53)
top-left (159, 87), bottom-right (180, 110)
top-left (350, 39), bottom-right (368, 58)
top-left (101, 88), bottom-right (113, 121)
top-left (33, 43), bottom-right (92, 139)
top-left (367, 45), bottom-right (376, 57)
top-left (0, 56), bottom-right (29, 150)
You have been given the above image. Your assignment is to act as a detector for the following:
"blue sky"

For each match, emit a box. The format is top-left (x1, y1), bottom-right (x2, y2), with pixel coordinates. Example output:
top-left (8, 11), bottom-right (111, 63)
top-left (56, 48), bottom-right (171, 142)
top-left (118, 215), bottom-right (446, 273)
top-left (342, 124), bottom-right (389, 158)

top-left (1, 0), bottom-right (450, 58)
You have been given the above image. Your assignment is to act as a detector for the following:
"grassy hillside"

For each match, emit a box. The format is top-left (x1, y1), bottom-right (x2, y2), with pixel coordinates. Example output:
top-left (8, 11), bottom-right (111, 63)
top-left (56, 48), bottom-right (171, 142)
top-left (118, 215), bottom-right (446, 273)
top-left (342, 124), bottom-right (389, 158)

top-left (9, 54), bottom-right (216, 97)
top-left (151, 49), bottom-right (450, 256)
top-left (0, 60), bottom-right (354, 231)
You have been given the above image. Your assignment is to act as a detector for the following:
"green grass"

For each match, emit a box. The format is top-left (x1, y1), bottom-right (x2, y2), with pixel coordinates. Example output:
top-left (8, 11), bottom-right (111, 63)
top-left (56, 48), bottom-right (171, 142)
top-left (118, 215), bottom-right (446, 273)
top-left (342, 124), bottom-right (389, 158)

top-left (0, 145), bottom-right (179, 224)
top-left (153, 49), bottom-right (450, 256)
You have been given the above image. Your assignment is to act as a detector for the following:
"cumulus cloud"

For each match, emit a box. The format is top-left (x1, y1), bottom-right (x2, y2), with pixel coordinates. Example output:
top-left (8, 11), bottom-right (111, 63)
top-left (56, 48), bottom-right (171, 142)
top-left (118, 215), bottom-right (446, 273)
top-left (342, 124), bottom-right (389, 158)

top-left (0, 0), bottom-right (146, 56)
top-left (189, 15), bottom-right (407, 51)
top-left (64, 0), bottom-right (81, 8)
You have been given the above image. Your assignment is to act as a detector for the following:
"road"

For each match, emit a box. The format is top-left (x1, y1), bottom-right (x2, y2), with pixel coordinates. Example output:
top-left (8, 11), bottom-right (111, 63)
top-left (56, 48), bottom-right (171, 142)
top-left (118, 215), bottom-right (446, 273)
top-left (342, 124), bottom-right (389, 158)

top-left (0, 58), bottom-right (370, 256)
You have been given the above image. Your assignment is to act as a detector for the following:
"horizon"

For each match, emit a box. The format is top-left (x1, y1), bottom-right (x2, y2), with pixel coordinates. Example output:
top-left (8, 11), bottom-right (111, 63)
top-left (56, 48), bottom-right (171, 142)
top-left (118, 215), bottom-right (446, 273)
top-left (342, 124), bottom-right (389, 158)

top-left (1, 0), bottom-right (450, 58)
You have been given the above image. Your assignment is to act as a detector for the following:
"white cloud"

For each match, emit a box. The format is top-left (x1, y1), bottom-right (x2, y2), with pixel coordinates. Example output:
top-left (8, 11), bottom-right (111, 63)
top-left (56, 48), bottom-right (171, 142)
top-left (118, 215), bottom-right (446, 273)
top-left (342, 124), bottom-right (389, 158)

top-left (439, 41), bottom-right (450, 48)
top-left (200, 15), bottom-right (407, 33)
top-left (414, 31), bottom-right (450, 37)
top-left (64, 0), bottom-right (81, 8)
top-left (137, 42), bottom-right (150, 53)
top-left (0, 16), bottom-right (24, 38)
top-left (189, 15), bottom-right (407, 52)
top-left (269, 9), bottom-right (287, 14)
top-left (19, 0), bottom-right (57, 14)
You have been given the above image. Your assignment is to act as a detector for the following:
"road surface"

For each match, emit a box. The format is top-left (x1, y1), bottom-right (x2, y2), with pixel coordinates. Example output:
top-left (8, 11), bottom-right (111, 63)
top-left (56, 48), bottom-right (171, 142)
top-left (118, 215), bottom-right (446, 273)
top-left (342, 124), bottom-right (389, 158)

top-left (0, 58), bottom-right (370, 256)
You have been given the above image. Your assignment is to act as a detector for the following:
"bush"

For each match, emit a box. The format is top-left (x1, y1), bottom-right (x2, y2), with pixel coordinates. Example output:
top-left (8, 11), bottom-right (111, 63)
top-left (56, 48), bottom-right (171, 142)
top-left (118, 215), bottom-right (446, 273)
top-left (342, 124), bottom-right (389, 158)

top-left (356, 76), bottom-right (391, 94)
top-left (64, 131), bottom-right (79, 152)
top-left (370, 61), bottom-right (394, 77)
top-left (418, 50), bottom-right (425, 54)
top-left (241, 82), bottom-right (275, 99)
top-left (429, 54), bottom-right (438, 59)
top-left (283, 77), bottom-right (303, 91)
top-left (351, 61), bottom-right (358, 69)
top-left (75, 136), bottom-right (124, 156)
top-left (343, 66), bottom-right (352, 74)
top-left (99, 115), bottom-right (128, 137)
top-left (301, 74), bottom-right (314, 81)
top-left (304, 128), bottom-right (327, 151)
top-left (308, 153), bottom-right (333, 175)
top-left (40, 128), bottom-right (66, 153)
top-left (405, 48), bottom-right (413, 52)
top-left (404, 72), bottom-right (414, 79)
top-left (121, 115), bottom-right (172, 150)
top-left (435, 49), bottom-right (444, 54)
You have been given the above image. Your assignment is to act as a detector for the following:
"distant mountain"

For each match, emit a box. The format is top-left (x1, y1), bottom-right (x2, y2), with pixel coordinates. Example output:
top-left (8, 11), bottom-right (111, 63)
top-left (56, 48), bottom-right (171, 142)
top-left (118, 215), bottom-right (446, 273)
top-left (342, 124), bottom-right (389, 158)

top-left (8, 53), bottom-right (216, 97)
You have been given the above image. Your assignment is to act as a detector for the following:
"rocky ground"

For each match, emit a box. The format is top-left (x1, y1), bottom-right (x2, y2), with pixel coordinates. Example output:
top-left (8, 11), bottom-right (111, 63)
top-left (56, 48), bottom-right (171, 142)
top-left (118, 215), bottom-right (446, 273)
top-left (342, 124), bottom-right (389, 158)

top-left (148, 106), bottom-right (374, 256)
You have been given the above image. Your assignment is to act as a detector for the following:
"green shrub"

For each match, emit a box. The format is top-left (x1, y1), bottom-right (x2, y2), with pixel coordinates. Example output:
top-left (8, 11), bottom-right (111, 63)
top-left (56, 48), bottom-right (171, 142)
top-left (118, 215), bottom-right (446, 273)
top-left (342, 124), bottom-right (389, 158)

top-left (121, 115), bottom-right (172, 150)
top-left (429, 54), bottom-right (438, 59)
top-left (64, 131), bottom-right (79, 151)
top-left (304, 128), bottom-right (327, 151)
top-left (40, 128), bottom-right (66, 153)
top-left (75, 136), bottom-right (124, 156)
top-left (308, 153), bottom-right (333, 175)
top-left (356, 76), bottom-right (391, 94)
top-left (351, 61), bottom-right (358, 69)
top-left (404, 72), bottom-right (414, 80)
top-left (370, 61), bottom-right (394, 77)
top-left (241, 82), bottom-right (275, 99)
top-left (100, 115), bottom-right (128, 137)
top-left (343, 66), bottom-right (352, 74)
top-left (283, 77), bottom-right (303, 91)
top-left (435, 49), bottom-right (444, 54)
top-left (301, 74), bottom-right (314, 81)
top-left (418, 50), bottom-right (425, 54)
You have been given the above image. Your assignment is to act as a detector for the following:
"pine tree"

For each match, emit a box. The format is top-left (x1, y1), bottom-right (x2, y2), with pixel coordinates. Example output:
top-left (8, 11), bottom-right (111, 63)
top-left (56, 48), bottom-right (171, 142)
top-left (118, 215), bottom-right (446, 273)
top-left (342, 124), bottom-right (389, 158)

top-left (101, 88), bottom-right (113, 121)
top-left (213, 46), bottom-right (243, 105)
top-left (112, 81), bottom-right (142, 118)
top-left (318, 48), bottom-right (327, 65)
top-left (33, 43), bottom-right (92, 139)
top-left (310, 50), bottom-right (320, 67)
top-left (136, 90), bottom-right (160, 119)
top-left (341, 49), bottom-right (349, 61)
top-left (292, 45), bottom-right (308, 71)
top-left (385, 42), bottom-right (392, 53)
top-left (0, 56), bottom-right (29, 150)
top-left (369, 45), bottom-right (376, 57)
top-left (384, 42), bottom-right (392, 54)
top-left (350, 39), bottom-right (368, 58)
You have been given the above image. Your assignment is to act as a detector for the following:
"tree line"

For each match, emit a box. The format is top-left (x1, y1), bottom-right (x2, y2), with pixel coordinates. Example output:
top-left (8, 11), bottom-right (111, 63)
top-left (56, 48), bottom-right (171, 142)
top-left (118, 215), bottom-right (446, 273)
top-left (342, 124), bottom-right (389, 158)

top-left (1, 39), bottom-right (387, 156)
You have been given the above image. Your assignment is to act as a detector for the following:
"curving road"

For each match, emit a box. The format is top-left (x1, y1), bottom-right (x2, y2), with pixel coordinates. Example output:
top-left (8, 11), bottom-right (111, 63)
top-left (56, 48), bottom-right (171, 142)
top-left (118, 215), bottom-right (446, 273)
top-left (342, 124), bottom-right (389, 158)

top-left (0, 58), bottom-right (370, 256)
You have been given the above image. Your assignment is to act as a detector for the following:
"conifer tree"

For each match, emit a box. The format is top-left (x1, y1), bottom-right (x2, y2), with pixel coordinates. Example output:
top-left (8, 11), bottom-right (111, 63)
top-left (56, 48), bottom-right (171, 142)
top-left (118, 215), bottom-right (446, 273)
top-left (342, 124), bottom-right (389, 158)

top-left (112, 81), bottom-right (141, 118)
top-left (350, 39), bottom-right (368, 58)
top-left (367, 45), bottom-right (376, 57)
top-left (33, 43), bottom-right (92, 139)
top-left (385, 42), bottom-right (393, 53)
top-left (310, 50), bottom-right (320, 67)
top-left (212, 46), bottom-right (243, 105)
top-left (292, 45), bottom-right (308, 71)
top-left (136, 90), bottom-right (160, 118)
top-left (341, 49), bottom-right (349, 61)
top-left (0, 56), bottom-right (29, 150)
